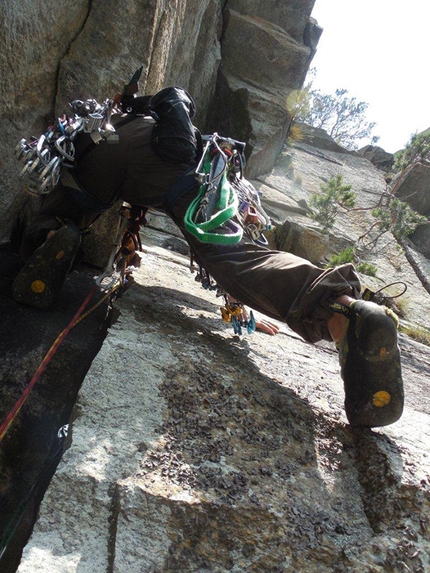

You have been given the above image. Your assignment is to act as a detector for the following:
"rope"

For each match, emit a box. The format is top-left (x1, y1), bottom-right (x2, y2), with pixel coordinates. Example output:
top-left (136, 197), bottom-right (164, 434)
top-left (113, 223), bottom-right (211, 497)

top-left (0, 283), bottom-right (102, 443)
top-left (0, 280), bottom-right (122, 560)
top-left (74, 281), bottom-right (121, 325)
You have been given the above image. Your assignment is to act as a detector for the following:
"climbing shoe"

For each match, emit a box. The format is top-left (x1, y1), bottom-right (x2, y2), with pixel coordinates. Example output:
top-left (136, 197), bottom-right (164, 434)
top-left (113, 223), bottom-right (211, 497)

top-left (12, 224), bottom-right (81, 310)
top-left (331, 299), bottom-right (404, 427)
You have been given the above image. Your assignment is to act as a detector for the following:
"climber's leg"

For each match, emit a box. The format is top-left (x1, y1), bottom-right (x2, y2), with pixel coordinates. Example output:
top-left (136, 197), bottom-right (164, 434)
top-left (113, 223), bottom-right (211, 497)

top-left (169, 190), bottom-right (403, 428)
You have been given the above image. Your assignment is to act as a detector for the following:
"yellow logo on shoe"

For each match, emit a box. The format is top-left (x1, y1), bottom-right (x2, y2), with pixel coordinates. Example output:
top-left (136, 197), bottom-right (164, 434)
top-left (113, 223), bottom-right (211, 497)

top-left (31, 280), bottom-right (46, 293)
top-left (380, 347), bottom-right (387, 360)
top-left (55, 250), bottom-right (65, 260)
top-left (373, 390), bottom-right (391, 407)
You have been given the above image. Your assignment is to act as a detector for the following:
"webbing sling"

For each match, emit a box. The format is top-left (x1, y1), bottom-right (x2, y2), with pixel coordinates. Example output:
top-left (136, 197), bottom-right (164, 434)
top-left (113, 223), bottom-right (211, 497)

top-left (183, 172), bottom-right (241, 244)
top-left (183, 139), bottom-right (243, 245)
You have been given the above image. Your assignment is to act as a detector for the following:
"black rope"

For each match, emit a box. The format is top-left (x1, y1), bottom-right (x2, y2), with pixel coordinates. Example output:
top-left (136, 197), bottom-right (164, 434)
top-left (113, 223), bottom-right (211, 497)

top-left (362, 281), bottom-right (408, 303)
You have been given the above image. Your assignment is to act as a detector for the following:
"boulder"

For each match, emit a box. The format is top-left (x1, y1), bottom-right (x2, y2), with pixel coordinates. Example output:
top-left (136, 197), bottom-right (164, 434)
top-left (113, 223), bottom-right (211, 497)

top-left (391, 161), bottom-right (430, 216)
top-left (293, 122), bottom-right (353, 154)
top-left (358, 144), bottom-right (394, 172)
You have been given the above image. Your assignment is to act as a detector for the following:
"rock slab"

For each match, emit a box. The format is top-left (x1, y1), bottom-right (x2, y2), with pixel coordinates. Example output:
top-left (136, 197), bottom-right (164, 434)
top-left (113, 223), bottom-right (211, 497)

top-left (16, 241), bottom-right (430, 573)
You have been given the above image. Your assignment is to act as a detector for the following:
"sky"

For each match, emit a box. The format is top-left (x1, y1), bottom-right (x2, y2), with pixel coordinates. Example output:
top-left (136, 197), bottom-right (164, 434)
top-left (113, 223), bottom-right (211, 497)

top-left (309, 0), bottom-right (430, 153)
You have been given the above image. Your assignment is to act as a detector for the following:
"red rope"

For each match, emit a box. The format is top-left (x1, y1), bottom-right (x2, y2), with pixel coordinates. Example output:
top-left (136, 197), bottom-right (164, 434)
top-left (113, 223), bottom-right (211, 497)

top-left (0, 284), bottom-right (99, 443)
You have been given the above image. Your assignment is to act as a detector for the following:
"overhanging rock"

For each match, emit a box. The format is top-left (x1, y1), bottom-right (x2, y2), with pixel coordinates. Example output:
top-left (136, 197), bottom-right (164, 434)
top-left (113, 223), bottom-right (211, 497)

top-left (210, 8), bottom-right (315, 178)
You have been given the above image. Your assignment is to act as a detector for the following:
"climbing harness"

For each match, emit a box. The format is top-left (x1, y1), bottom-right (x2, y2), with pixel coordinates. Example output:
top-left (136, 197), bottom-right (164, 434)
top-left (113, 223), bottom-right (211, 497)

top-left (15, 66), bottom-right (201, 197)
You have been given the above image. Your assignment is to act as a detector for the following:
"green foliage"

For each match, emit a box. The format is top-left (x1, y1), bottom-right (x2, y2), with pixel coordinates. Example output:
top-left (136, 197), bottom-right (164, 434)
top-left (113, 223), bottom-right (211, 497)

top-left (326, 248), bottom-right (378, 276)
top-left (294, 69), bottom-right (379, 150)
top-left (326, 246), bottom-right (355, 267)
top-left (356, 262), bottom-right (378, 276)
top-left (371, 198), bottom-right (427, 241)
top-left (394, 131), bottom-right (430, 171)
top-left (309, 175), bottom-right (356, 232)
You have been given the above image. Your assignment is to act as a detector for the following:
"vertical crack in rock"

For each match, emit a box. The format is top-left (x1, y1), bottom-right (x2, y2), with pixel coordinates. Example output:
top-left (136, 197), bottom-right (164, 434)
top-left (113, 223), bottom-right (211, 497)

top-left (107, 481), bottom-right (121, 573)
top-left (52, 0), bottom-right (93, 114)
top-left (219, 0), bottom-right (231, 44)
top-left (353, 430), bottom-right (400, 534)
top-left (146, 6), bottom-right (168, 88)
top-left (352, 426), bottom-right (430, 573)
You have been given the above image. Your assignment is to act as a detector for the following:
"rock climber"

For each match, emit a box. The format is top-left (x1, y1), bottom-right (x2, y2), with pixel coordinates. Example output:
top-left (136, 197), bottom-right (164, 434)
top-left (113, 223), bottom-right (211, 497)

top-left (12, 86), bottom-right (403, 429)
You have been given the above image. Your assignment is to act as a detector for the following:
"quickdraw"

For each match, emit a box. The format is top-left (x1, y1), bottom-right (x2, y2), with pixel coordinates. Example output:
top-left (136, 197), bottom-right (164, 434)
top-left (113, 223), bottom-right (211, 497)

top-left (234, 176), bottom-right (272, 247)
top-left (95, 204), bottom-right (146, 296)
top-left (190, 254), bottom-right (257, 336)
top-left (220, 298), bottom-right (256, 336)
top-left (187, 135), bottom-right (272, 334)
top-left (15, 66), bottom-right (150, 198)
top-left (16, 98), bottom-right (119, 196)
top-left (189, 253), bottom-right (219, 292)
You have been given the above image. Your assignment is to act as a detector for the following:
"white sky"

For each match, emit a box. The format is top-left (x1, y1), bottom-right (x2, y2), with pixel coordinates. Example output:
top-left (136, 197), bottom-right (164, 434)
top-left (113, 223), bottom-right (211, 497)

top-left (310, 0), bottom-right (430, 153)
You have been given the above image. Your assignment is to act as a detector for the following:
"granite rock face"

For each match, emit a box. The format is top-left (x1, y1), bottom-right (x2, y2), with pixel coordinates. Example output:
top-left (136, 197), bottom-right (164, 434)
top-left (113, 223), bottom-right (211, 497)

top-left (6, 127), bottom-right (430, 573)
top-left (3, 112), bottom-right (430, 573)
top-left (0, 1), bottom-right (90, 237)
top-left (0, 0), bottom-right (317, 249)
top-left (3, 3), bottom-right (430, 572)
top-left (15, 225), bottom-right (430, 573)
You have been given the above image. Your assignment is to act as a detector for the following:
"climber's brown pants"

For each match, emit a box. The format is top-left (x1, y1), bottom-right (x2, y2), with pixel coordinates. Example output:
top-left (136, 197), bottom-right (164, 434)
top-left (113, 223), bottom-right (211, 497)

top-left (19, 117), bottom-right (361, 343)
